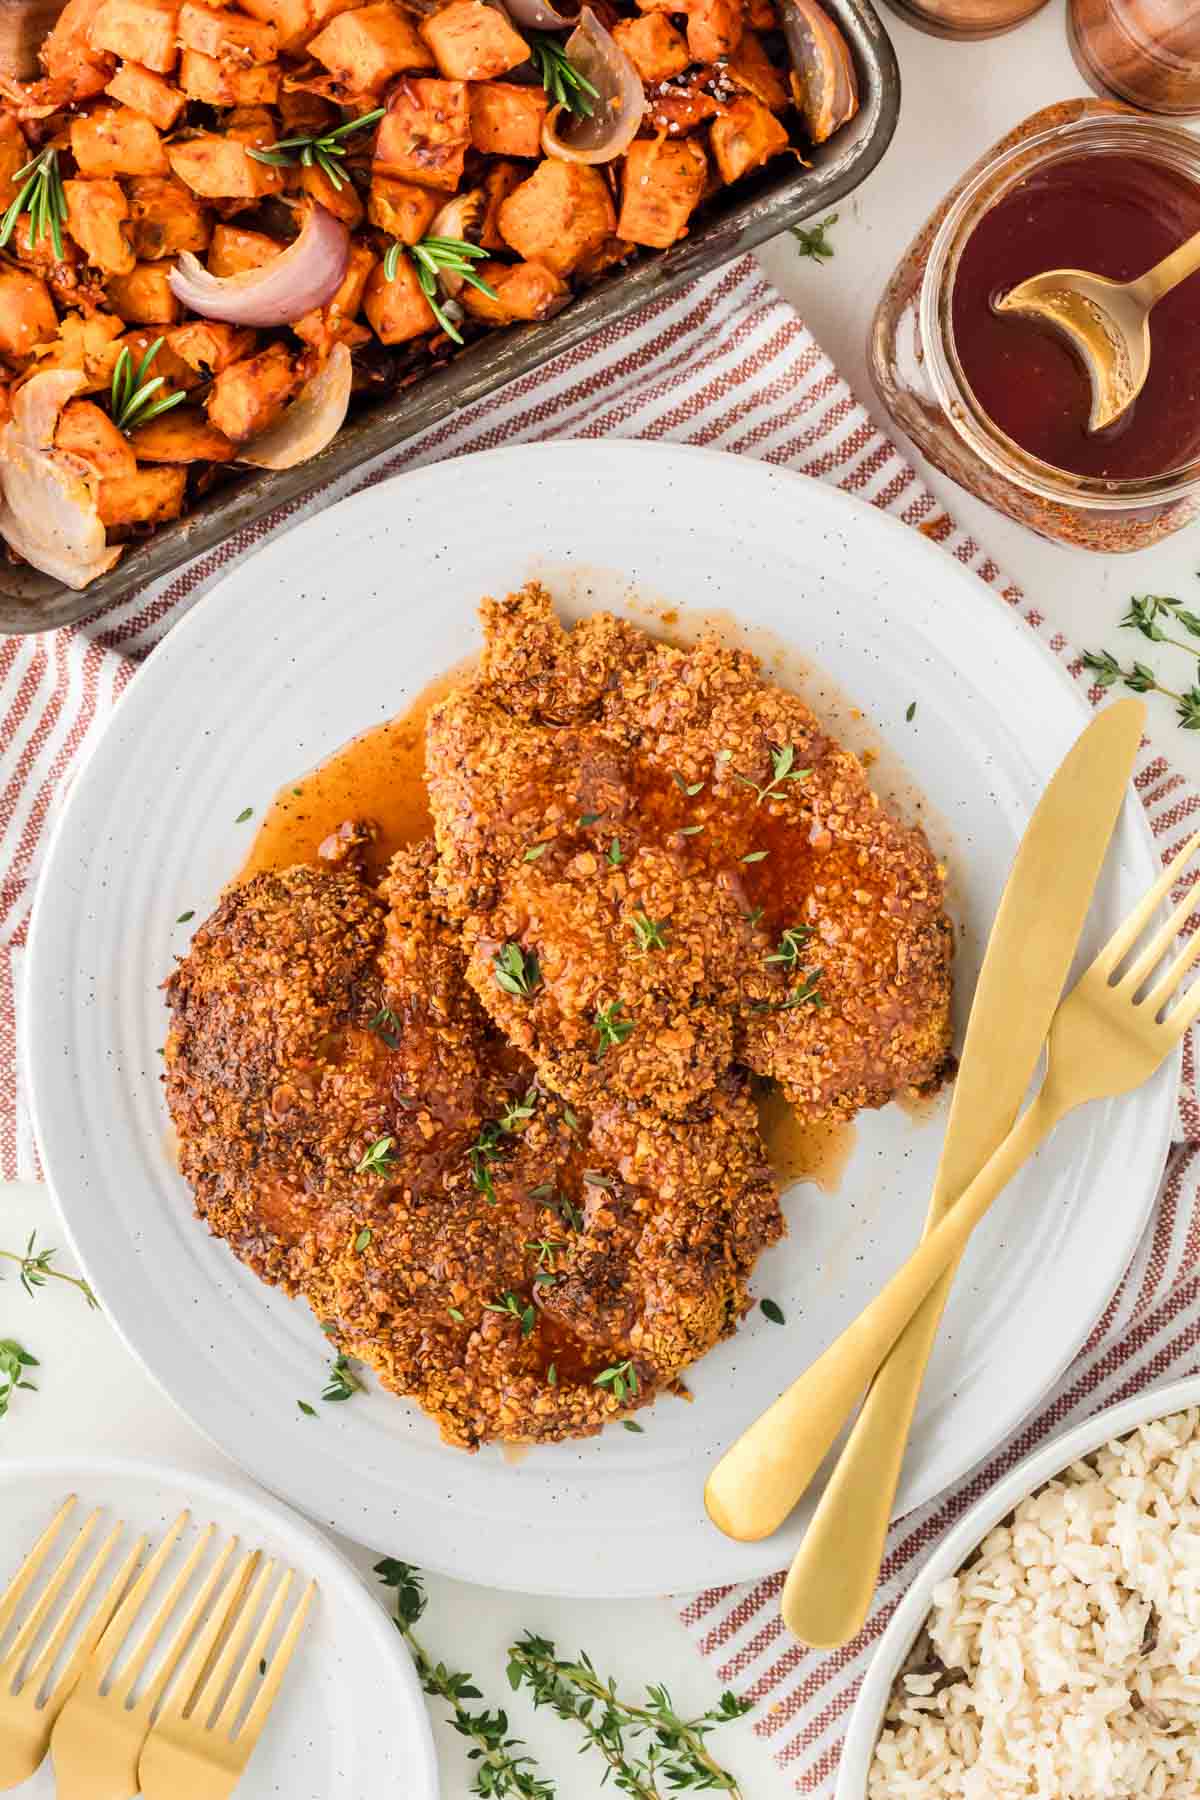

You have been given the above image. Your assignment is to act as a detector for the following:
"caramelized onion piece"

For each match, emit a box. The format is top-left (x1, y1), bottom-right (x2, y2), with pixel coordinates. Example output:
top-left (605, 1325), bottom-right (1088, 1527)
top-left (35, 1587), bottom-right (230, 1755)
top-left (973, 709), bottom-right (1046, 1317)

top-left (168, 205), bottom-right (350, 328)
top-left (426, 190), bottom-right (485, 297)
top-left (0, 370), bottom-right (121, 589)
top-left (239, 343), bottom-right (352, 469)
top-left (541, 8), bottom-right (644, 164)
top-left (780, 0), bottom-right (858, 144)
top-left (504, 0), bottom-right (579, 26)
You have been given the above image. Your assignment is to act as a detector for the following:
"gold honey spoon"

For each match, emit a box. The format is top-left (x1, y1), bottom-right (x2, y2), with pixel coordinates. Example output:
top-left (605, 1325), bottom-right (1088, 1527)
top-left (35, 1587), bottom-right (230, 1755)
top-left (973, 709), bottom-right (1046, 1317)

top-left (996, 226), bottom-right (1200, 433)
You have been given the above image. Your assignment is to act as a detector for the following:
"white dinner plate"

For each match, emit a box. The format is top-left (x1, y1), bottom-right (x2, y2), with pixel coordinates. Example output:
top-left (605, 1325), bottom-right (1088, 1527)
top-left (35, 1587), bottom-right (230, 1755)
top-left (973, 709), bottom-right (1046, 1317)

top-left (25, 441), bottom-right (1176, 1598)
top-left (0, 1454), bottom-right (437, 1798)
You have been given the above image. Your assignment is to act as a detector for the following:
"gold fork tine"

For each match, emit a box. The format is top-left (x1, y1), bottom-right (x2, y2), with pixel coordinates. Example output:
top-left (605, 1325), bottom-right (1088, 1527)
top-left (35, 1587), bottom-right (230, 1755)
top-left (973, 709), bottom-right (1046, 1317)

top-left (155, 1545), bottom-right (256, 1726)
top-left (0, 1498), bottom-right (75, 1644)
top-left (21, 1520), bottom-right (125, 1699)
top-left (87, 1511), bottom-right (190, 1688)
top-left (238, 1580), bottom-right (314, 1746)
top-left (1142, 912), bottom-right (1200, 1016)
top-left (213, 1569), bottom-right (292, 1736)
top-left (1095, 825), bottom-right (1200, 975)
top-left (190, 1558), bottom-right (276, 1728)
top-left (0, 1510), bottom-right (100, 1680)
top-left (1116, 867), bottom-right (1200, 992)
top-left (108, 1522), bottom-right (217, 1708)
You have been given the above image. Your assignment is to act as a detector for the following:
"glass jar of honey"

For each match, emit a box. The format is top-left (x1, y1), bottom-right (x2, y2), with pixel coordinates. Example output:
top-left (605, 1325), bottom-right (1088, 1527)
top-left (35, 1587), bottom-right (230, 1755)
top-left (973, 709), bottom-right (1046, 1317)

top-left (868, 101), bottom-right (1200, 552)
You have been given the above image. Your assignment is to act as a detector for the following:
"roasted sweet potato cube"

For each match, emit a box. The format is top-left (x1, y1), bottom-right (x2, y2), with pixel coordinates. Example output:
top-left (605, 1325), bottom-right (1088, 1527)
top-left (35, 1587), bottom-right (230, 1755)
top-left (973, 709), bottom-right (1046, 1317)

top-left (88, 0), bottom-right (178, 73)
top-left (39, 0), bottom-right (113, 103)
top-left (461, 259), bottom-right (566, 325)
top-left (237, 0), bottom-right (313, 50)
top-left (70, 105), bottom-right (168, 177)
top-left (686, 0), bottom-right (743, 59)
top-left (64, 178), bottom-right (135, 275)
top-left (309, 2), bottom-right (431, 90)
top-left (419, 0), bottom-right (527, 79)
top-left (104, 60), bottom-right (187, 128)
top-left (54, 398), bottom-right (137, 478)
top-left (127, 408), bottom-right (236, 461)
top-left (207, 223), bottom-right (279, 275)
top-left (178, 1), bottom-right (279, 58)
top-left (12, 215), bottom-right (78, 276)
top-left (468, 81), bottom-right (546, 158)
top-left (366, 173), bottom-right (438, 244)
top-left (33, 312), bottom-right (124, 389)
top-left (0, 119), bottom-right (28, 211)
top-left (97, 464), bottom-right (187, 526)
top-left (617, 136), bottom-right (706, 247)
top-left (362, 255), bottom-right (434, 343)
top-left (0, 269), bottom-right (58, 358)
top-left (206, 342), bottom-right (300, 441)
top-left (106, 260), bottom-right (179, 323)
top-left (168, 319), bottom-right (256, 375)
top-left (725, 28), bottom-right (788, 109)
top-left (374, 78), bottom-right (470, 191)
top-left (179, 49), bottom-right (281, 103)
top-left (127, 176), bottom-right (210, 259)
top-left (167, 134), bottom-right (280, 199)
top-left (299, 160), bottom-right (363, 227)
top-left (497, 158), bottom-right (614, 276)
top-left (611, 13), bottom-right (688, 82)
top-left (294, 240), bottom-right (375, 349)
top-left (709, 94), bottom-right (789, 182)
top-left (480, 158), bottom-right (521, 250)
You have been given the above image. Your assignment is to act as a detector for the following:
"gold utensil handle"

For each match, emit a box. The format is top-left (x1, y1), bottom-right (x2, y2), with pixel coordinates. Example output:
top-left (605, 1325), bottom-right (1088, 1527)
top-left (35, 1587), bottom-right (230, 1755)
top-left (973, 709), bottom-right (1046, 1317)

top-left (1134, 226), bottom-right (1200, 310)
top-left (704, 1087), bottom-right (1059, 1543)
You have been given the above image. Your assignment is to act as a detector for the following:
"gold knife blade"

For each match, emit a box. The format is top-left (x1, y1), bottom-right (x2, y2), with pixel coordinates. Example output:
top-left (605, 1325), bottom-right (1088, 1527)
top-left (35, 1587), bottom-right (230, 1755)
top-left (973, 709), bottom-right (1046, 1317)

top-left (705, 695), bottom-right (1147, 1568)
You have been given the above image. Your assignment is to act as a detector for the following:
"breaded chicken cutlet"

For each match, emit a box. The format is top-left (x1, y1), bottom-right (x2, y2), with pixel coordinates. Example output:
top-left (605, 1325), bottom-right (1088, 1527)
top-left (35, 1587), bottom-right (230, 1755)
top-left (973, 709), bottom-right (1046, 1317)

top-left (425, 583), bottom-right (954, 1123)
top-left (163, 840), bottom-right (784, 1448)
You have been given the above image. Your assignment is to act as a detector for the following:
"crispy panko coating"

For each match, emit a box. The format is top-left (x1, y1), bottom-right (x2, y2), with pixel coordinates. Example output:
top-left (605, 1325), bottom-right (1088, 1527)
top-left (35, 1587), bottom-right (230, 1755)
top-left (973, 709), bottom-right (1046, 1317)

top-left (164, 838), bottom-right (784, 1448)
top-left (426, 583), bottom-right (954, 1124)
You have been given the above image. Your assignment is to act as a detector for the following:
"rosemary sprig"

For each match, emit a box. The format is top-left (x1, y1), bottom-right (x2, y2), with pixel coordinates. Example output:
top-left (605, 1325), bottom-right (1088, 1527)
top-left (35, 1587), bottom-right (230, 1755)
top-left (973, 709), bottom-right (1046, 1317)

top-left (507, 1634), bottom-right (750, 1798)
top-left (0, 1339), bottom-right (38, 1421)
top-left (383, 234), bottom-right (498, 345)
top-left (0, 146), bottom-right (66, 259)
top-left (765, 925), bottom-right (813, 968)
top-left (375, 1561), bottom-right (553, 1799)
top-left (790, 212), bottom-right (837, 264)
top-left (529, 32), bottom-right (598, 116)
top-left (246, 107), bottom-right (383, 190)
top-left (1, 1232), bottom-right (97, 1307)
top-left (732, 743), bottom-right (810, 806)
top-left (493, 943), bottom-right (541, 1000)
top-left (356, 1134), bottom-right (397, 1177)
top-left (630, 913), bottom-right (669, 956)
top-left (594, 1000), bottom-right (633, 1056)
top-left (483, 1290), bottom-right (536, 1337)
top-left (109, 339), bottom-right (187, 435)
top-left (1081, 649), bottom-right (1200, 731)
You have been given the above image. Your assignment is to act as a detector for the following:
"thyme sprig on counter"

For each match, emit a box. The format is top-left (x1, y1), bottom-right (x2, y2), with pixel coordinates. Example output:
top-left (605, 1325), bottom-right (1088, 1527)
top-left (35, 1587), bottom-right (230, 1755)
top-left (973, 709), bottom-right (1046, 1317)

top-left (375, 1560), bottom-right (554, 1799)
top-left (1082, 650), bottom-right (1200, 731)
top-left (246, 108), bottom-right (383, 190)
top-left (0, 1339), bottom-right (38, 1420)
top-left (507, 1634), bottom-right (750, 1798)
top-left (790, 212), bottom-right (837, 265)
top-left (0, 147), bottom-right (66, 258)
top-left (529, 32), bottom-right (598, 116)
top-left (1084, 584), bottom-right (1200, 730)
top-left (733, 743), bottom-right (810, 806)
top-left (1, 1232), bottom-right (97, 1307)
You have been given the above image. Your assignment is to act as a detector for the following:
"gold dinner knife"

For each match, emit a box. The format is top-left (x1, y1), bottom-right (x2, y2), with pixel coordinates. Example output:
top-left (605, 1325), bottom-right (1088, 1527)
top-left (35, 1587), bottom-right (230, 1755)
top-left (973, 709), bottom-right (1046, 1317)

top-left (705, 696), bottom-right (1147, 1640)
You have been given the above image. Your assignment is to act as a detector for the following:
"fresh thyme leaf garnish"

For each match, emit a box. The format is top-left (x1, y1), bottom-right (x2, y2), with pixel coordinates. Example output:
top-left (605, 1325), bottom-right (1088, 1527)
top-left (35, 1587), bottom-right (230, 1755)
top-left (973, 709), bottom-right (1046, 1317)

top-left (1122, 593), bottom-right (1200, 649)
top-left (744, 905), bottom-right (764, 928)
top-left (370, 1004), bottom-right (402, 1048)
top-left (525, 1237), bottom-right (565, 1269)
top-left (760, 1297), bottom-right (785, 1324)
top-left (671, 771), bottom-right (705, 797)
top-left (235, 805), bottom-right (253, 823)
top-left (529, 31), bottom-right (599, 115)
top-left (176, 909), bottom-right (194, 923)
top-left (733, 742), bottom-right (811, 806)
top-left (0, 1339), bottom-right (38, 1419)
top-left (524, 841), bottom-right (550, 861)
top-left (741, 849), bottom-right (768, 864)
top-left (356, 1136), bottom-right (396, 1178)
top-left (376, 1561), bottom-right (552, 1799)
top-left (678, 823), bottom-right (705, 837)
top-left (905, 700), bottom-right (917, 722)
top-left (297, 1399), bottom-right (317, 1417)
top-left (483, 1290), bottom-right (536, 1337)
top-left (765, 925), bottom-right (814, 968)
top-left (557, 1194), bottom-right (584, 1231)
top-left (594, 1000), bottom-right (633, 1056)
top-left (246, 107), bottom-right (383, 189)
top-left (468, 1098), bottom-right (534, 1203)
top-left (1, 1233), bottom-right (98, 1307)
top-left (578, 811), bottom-right (602, 827)
top-left (607, 837), bottom-right (624, 866)
top-left (790, 211), bottom-right (837, 264)
top-left (384, 234), bottom-right (498, 345)
top-left (582, 1170), bottom-right (613, 1190)
top-left (493, 942), bottom-right (541, 1000)
top-left (594, 1358), bottom-right (638, 1401)
top-left (630, 913), bottom-right (669, 955)
top-left (498, 1090), bottom-right (537, 1133)
top-left (448, 1305), bottom-right (465, 1322)
top-left (750, 972), bottom-right (824, 1013)
top-left (0, 146), bottom-right (66, 259)
top-left (622, 1420), bottom-right (645, 1433)
top-left (322, 1353), bottom-right (365, 1401)
top-left (507, 1634), bottom-right (750, 1798)
top-left (109, 338), bottom-right (188, 436)
top-left (353, 1226), bottom-right (373, 1252)
top-left (546, 1362), bottom-right (558, 1385)
top-left (561, 1104), bottom-right (579, 1133)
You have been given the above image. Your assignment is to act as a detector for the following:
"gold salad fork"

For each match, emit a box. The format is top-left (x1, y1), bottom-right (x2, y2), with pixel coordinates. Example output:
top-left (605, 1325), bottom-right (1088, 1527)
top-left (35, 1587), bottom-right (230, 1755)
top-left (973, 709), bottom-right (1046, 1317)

top-left (707, 824), bottom-right (1200, 1585)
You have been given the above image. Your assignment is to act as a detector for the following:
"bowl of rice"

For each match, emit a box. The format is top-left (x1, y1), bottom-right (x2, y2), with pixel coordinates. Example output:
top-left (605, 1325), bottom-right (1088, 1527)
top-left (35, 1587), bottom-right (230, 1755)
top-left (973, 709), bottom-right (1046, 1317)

top-left (837, 1372), bottom-right (1200, 1799)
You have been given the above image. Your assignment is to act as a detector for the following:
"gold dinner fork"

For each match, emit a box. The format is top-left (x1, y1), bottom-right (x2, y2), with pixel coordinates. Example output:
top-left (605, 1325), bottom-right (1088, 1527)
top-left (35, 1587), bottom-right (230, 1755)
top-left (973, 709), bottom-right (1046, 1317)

top-left (0, 1497), bottom-right (135, 1790)
top-left (707, 824), bottom-right (1200, 1572)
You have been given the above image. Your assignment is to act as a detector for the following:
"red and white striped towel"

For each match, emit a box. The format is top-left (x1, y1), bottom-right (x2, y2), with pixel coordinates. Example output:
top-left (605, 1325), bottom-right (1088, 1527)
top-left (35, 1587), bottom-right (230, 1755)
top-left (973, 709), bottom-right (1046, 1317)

top-left (4, 254), bottom-right (1200, 1795)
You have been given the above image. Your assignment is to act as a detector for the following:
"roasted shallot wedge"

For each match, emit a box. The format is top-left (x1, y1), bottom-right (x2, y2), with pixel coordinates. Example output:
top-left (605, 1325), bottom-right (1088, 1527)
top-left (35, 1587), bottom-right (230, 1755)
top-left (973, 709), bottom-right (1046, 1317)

top-left (780, 0), bottom-right (858, 145)
top-left (168, 205), bottom-right (350, 329)
top-left (239, 343), bottom-right (353, 470)
top-left (542, 8), bottom-right (644, 163)
top-left (0, 370), bottom-right (121, 589)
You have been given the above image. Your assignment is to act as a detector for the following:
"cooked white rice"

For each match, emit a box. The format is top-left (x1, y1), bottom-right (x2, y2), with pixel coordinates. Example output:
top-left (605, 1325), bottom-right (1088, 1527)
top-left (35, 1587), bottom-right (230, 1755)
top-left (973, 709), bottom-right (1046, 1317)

top-left (868, 1407), bottom-right (1200, 1798)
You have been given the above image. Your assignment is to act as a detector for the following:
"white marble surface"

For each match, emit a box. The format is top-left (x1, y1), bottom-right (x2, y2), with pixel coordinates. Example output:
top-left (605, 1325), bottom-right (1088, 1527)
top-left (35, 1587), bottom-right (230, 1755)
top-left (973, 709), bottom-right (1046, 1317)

top-left (5, 17), bottom-right (1200, 1795)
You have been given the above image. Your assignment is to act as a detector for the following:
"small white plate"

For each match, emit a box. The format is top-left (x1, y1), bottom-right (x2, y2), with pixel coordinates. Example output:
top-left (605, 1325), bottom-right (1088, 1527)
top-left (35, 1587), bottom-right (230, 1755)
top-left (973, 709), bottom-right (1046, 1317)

top-left (24, 441), bottom-right (1176, 1597)
top-left (836, 1370), bottom-right (1200, 1798)
top-left (0, 1454), bottom-right (437, 1798)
